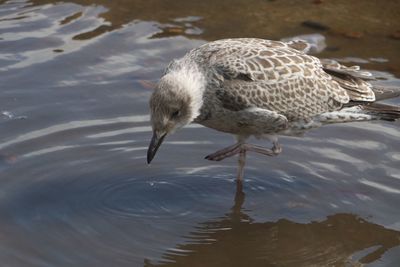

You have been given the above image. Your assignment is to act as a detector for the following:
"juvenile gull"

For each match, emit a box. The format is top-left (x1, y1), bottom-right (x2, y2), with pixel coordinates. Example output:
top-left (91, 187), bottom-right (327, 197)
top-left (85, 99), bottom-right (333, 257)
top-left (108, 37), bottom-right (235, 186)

top-left (147, 38), bottom-right (400, 175)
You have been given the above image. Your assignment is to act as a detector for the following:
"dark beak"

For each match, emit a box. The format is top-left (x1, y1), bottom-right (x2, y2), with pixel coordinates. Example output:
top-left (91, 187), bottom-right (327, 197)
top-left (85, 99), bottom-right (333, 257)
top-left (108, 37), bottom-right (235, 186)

top-left (147, 131), bottom-right (166, 164)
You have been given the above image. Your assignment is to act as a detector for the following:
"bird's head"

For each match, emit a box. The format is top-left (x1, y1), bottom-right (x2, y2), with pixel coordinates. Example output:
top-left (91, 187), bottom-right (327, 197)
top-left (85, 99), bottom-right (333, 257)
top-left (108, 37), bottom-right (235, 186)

top-left (147, 70), bottom-right (204, 163)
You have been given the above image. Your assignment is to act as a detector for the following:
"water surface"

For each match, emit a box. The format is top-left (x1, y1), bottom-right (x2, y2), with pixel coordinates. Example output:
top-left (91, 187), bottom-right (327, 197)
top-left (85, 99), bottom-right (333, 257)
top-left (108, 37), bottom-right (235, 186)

top-left (1, 0), bottom-right (400, 266)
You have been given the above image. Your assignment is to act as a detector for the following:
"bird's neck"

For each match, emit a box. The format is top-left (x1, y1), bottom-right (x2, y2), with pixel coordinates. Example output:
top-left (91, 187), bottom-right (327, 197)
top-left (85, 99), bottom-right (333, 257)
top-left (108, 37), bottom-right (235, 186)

top-left (166, 64), bottom-right (206, 121)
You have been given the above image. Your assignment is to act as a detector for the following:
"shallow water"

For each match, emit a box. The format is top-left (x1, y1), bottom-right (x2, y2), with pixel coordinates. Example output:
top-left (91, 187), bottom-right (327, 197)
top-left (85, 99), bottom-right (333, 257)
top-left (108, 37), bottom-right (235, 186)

top-left (1, 0), bottom-right (400, 266)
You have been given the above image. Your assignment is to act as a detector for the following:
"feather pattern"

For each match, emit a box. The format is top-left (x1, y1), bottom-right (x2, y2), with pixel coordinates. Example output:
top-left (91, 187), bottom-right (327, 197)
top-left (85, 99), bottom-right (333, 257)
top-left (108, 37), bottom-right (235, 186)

top-left (162, 38), bottom-right (398, 136)
top-left (188, 38), bottom-right (351, 122)
top-left (149, 38), bottom-right (400, 164)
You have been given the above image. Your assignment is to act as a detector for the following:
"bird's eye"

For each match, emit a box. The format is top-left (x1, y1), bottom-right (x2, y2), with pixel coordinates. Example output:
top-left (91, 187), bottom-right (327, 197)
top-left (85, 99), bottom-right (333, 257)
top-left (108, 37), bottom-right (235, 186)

top-left (171, 110), bottom-right (180, 119)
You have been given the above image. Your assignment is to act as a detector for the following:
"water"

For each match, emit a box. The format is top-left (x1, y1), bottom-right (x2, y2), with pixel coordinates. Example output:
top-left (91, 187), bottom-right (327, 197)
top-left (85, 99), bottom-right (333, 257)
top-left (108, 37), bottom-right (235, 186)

top-left (1, 0), bottom-right (400, 266)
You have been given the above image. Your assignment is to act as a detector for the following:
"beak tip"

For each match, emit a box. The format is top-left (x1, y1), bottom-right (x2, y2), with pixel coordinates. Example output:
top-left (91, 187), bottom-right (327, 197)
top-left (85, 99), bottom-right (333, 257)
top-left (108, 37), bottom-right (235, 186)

top-left (146, 131), bottom-right (166, 165)
top-left (147, 150), bottom-right (154, 164)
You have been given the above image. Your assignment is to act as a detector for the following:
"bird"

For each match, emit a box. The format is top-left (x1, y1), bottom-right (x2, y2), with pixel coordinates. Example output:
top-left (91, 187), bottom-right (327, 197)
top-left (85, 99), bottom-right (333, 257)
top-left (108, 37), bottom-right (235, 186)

top-left (147, 38), bottom-right (400, 177)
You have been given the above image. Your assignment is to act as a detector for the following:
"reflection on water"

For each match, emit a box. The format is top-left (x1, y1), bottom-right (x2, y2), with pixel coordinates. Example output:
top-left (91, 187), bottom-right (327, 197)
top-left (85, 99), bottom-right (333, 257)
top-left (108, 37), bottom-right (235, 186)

top-left (146, 182), bottom-right (400, 267)
top-left (26, 0), bottom-right (400, 76)
top-left (1, 0), bottom-right (400, 266)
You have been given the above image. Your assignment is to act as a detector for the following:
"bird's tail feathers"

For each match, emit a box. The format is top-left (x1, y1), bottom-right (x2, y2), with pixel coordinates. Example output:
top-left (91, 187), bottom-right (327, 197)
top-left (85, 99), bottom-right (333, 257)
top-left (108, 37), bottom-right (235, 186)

top-left (360, 102), bottom-right (400, 121)
top-left (371, 84), bottom-right (400, 102)
top-left (317, 102), bottom-right (400, 124)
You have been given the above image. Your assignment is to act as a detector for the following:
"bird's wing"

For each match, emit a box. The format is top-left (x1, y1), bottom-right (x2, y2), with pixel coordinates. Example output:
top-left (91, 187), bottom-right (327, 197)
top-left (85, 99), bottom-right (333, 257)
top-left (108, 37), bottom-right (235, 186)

top-left (320, 59), bottom-right (375, 102)
top-left (233, 107), bottom-right (288, 135)
top-left (215, 79), bottom-right (343, 120)
top-left (205, 39), bottom-right (321, 84)
top-left (199, 38), bottom-right (350, 119)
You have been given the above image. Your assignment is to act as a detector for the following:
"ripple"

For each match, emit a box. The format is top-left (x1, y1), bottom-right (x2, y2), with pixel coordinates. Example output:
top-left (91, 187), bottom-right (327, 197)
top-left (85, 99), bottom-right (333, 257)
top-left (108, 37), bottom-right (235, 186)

top-left (0, 115), bottom-right (148, 150)
top-left (86, 125), bottom-right (151, 139)
top-left (360, 179), bottom-right (400, 194)
top-left (96, 178), bottom-right (198, 219)
top-left (0, 1), bottom-right (111, 71)
top-left (308, 147), bottom-right (365, 164)
top-left (22, 145), bottom-right (74, 158)
top-left (1, 0), bottom-right (400, 266)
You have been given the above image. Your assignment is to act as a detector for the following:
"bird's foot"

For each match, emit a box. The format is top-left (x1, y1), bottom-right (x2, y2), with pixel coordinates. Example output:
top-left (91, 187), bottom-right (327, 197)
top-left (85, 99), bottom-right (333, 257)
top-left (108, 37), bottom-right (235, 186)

top-left (205, 143), bottom-right (242, 161)
top-left (205, 142), bottom-right (281, 161)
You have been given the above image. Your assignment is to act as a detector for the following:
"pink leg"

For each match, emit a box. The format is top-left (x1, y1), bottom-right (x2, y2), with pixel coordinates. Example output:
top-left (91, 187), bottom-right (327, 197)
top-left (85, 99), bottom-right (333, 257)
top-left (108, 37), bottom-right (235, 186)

top-left (205, 141), bottom-right (282, 161)
top-left (204, 142), bottom-right (242, 161)
top-left (237, 149), bottom-right (246, 181)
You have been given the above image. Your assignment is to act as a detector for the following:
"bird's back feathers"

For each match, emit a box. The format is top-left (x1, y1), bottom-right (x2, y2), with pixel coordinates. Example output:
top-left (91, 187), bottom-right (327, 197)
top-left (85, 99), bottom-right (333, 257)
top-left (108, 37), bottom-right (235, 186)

top-left (188, 38), bottom-right (351, 120)
top-left (166, 38), bottom-right (400, 136)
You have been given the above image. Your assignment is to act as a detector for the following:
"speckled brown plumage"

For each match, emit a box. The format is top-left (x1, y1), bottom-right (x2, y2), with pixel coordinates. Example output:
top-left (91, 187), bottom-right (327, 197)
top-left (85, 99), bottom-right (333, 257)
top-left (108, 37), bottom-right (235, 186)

top-left (183, 38), bottom-right (377, 135)
top-left (148, 38), bottom-right (400, 167)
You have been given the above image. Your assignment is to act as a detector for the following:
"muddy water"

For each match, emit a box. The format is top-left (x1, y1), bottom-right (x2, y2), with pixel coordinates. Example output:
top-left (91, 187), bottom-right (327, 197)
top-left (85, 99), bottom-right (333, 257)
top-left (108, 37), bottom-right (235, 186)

top-left (1, 0), bottom-right (400, 266)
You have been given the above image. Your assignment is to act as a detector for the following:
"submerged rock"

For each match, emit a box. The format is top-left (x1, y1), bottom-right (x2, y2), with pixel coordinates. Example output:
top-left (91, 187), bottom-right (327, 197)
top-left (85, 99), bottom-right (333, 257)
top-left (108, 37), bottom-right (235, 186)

top-left (301, 20), bottom-right (330, 31)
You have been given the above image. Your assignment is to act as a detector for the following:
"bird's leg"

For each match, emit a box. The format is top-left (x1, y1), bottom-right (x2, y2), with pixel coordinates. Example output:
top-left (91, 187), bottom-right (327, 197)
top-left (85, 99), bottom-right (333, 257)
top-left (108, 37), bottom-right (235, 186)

top-left (204, 142), bottom-right (242, 161)
top-left (237, 149), bottom-right (246, 181)
top-left (273, 141), bottom-right (282, 154)
top-left (205, 141), bottom-right (282, 161)
top-left (245, 141), bottom-right (282, 156)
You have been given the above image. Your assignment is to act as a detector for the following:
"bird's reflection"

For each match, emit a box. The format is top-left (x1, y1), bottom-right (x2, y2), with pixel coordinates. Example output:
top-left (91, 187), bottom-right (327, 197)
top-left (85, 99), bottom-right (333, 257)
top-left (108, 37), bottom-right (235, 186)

top-left (145, 179), bottom-right (400, 267)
